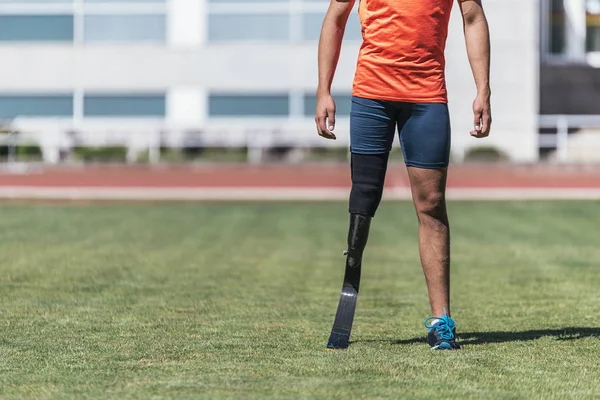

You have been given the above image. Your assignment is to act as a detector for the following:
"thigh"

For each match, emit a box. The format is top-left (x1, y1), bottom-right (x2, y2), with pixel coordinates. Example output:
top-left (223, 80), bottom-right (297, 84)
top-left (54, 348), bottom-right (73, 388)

top-left (399, 103), bottom-right (451, 169)
top-left (350, 96), bottom-right (397, 154)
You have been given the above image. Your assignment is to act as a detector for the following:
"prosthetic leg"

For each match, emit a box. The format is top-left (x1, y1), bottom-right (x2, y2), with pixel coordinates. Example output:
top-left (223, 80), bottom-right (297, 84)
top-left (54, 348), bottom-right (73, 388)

top-left (326, 213), bottom-right (371, 349)
top-left (326, 153), bottom-right (388, 349)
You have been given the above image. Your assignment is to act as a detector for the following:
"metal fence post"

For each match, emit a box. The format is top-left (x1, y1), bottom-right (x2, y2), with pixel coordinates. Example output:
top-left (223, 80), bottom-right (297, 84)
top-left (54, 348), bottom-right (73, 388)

top-left (556, 115), bottom-right (569, 163)
top-left (7, 129), bottom-right (16, 165)
top-left (148, 129), bottom-right (161, 164)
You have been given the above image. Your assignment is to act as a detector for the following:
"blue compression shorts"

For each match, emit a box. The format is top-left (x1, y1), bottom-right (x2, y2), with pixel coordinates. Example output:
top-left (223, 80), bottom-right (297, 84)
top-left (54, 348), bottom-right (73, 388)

top-left (349, 96), bottom-right (451, 169)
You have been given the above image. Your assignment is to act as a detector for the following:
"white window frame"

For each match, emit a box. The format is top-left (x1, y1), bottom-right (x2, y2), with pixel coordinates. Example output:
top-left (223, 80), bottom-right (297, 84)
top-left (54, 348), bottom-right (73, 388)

top-left (542, 0), bottom-right (600, 67)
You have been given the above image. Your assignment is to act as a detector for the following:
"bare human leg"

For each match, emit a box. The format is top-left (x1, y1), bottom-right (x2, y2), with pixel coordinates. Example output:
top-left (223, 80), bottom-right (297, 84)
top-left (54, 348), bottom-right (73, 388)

top-left (407, 166), bottom-right (450, 318)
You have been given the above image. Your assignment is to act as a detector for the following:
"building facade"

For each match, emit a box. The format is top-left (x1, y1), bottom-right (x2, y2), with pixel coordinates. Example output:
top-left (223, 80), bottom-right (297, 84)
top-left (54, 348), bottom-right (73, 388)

top-left (0, 0), bottom-right (540, 162)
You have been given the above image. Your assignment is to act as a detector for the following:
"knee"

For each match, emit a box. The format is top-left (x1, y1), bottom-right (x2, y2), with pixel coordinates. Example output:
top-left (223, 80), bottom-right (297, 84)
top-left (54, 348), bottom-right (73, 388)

top-left (350, 178), bottom-right (385, 217)
top-left (414, 190), bottom-right (447, 223)
top-left (348, 153), bottom-right (389, 217)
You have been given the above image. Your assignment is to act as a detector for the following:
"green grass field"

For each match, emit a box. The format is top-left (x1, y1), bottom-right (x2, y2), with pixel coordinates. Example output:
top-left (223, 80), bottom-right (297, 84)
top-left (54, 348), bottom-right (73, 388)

top-left (1, 201), bottom-right (600, 399)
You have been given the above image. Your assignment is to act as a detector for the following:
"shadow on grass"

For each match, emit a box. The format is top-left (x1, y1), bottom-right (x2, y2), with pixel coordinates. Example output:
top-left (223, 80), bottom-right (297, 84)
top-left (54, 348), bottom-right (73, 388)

top-left (351, 327), bottom-right (600, 346)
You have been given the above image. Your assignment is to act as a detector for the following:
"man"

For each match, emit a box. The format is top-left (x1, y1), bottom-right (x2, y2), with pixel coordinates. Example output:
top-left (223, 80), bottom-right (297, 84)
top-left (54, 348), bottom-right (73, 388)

top-left (316, 0), bottom-right (491, 350)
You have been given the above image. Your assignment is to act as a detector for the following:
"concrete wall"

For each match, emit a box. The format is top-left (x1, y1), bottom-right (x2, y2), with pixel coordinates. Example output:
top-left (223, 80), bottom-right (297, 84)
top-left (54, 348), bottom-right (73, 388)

top-left (445, 0), bottom-right (540, 162)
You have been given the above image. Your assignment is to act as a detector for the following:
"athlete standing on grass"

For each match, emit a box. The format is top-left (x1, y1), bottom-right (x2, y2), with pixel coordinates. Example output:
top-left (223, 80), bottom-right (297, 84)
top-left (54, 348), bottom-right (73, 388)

top-left (317, 0), bottom-right (491, 350)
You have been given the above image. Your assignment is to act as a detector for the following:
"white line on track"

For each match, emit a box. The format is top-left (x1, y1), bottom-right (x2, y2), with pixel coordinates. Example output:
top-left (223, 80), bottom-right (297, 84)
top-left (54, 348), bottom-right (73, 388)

top-left (0, 187), bottom-right (599, 201)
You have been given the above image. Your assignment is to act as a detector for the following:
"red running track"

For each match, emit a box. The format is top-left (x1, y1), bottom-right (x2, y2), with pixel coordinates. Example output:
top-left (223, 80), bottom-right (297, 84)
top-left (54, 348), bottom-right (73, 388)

top-left (0, 163), bottom-right (599, 189)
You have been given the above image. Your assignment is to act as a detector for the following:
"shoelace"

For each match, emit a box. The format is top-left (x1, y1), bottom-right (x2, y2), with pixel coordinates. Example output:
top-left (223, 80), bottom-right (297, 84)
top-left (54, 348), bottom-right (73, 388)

top-left (424, 313), bottom-right (455, 341)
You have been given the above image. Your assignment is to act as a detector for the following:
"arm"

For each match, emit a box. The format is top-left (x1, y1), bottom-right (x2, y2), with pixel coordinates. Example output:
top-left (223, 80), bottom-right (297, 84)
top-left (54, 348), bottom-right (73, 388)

top-left (459, 0), bottom-right (491, 137)
top-left (315, 0), bottom-right (355, 140)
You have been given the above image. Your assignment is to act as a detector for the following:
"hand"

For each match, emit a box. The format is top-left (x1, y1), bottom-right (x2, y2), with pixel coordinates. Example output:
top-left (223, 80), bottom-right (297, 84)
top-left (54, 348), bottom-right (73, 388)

top-left (471, 93), bottom-right (491, 138)
top-left (314, 92), bottom-right (337, 140)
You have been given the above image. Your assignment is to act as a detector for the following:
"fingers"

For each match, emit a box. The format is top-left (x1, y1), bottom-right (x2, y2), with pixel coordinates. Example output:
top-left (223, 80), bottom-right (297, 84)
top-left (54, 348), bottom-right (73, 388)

top-left (481, 111), bottom-right (491, 136)
top-left (315, 110), bottom-right (336, 140)
top-left (470, 108), bottom-right (490, 138)
top-left (315, 115), bottom-right (336, 140)
top-left (314, 94), bottom-right (337, 140)
top-left (473, 108), bottom-right (481, 131)
top-left (327, 108), bottom-right (336, 133)
top-left (470, 108), bottom-right (482, 138)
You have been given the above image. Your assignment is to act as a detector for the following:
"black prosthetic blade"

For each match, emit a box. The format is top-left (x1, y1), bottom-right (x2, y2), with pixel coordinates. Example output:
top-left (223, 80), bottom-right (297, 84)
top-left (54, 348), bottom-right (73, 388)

top-left (326, 256), bottom-right (361, 349)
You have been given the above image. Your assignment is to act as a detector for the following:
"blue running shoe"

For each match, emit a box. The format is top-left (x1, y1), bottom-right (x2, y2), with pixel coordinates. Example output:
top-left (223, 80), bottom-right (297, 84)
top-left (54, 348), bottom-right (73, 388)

top-left (424, 311), bottom-right (460, 350)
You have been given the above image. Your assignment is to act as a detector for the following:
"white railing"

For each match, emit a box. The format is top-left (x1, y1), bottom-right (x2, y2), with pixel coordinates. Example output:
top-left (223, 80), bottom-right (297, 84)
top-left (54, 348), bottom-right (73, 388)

top-left (0, 119), bottom-right (354, 165)
top-left (538, 114), bottom-right (600, 162)
top-left (1, 115), bottom-right (599, 165)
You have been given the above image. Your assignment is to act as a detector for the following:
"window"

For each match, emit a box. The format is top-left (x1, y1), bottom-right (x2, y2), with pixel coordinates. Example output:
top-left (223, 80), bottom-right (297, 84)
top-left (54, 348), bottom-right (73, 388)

top-left (208, 0), bottom-right (286, 2)
top-left (85, 0), bottom-right (164, 3)
top-left (0, 95), bottom-right (73, 118)
top-left (543, 0), bottom-right (600, 63)
top-left (207, 0), bottom-right (361, 43)
top-left (208, 14), bottom-right (289, 42)
top-left (0, 15), bottom-right (73, 42)
top-left (0, 2), bottom-right (165, 44)
top-left (548, 0), bottom-right (566, 54)
top-left (0, 0), bottom-right (70, 2)
top-left (587, 0), bottom-right (600, 51)
top-left (302, 12), bottom-right (362, 41)
top-left (0, 0), bottom-right (166, 2)
top-left (303, 94), bottom-right (352, 117)
top-left (209, 94), bottom-right (290, 117)
top-left (84, 94), bottom-right (166, 117)
top-left (84, 15), bottom-right (165, 42)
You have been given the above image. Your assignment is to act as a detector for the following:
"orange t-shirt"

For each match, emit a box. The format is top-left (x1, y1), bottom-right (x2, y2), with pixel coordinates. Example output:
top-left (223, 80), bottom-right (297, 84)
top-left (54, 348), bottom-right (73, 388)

top-left (352, 0), bottom-right (454, 103)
